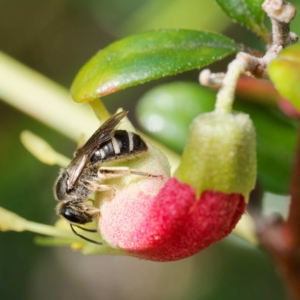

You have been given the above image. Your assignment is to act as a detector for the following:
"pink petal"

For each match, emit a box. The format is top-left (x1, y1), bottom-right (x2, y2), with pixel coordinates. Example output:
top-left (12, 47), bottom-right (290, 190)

top-left (99, 177), bottom-right (246, 262)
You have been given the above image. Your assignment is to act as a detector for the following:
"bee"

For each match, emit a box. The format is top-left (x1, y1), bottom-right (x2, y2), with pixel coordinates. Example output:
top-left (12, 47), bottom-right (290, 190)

top-left (54, 111), bottom-right (157, 244)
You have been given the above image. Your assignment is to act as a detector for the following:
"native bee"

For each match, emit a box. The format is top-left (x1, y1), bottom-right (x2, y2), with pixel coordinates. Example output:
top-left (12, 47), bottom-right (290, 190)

top-left (54, 111), bottom-right (157, 244)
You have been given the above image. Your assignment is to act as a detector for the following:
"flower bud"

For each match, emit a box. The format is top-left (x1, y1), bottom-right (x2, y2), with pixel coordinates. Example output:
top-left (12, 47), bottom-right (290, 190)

top-left (97, 110), bottom-right (256, 261)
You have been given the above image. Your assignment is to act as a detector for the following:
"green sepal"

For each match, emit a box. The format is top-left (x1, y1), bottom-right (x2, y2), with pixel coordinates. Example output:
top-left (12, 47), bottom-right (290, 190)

top-left (175, 111), bottom-right (256, 200)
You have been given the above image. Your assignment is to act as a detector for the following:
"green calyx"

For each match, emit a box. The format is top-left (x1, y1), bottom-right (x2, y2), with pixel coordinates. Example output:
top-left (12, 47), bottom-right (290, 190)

top-left (175, 111), bottom-right (256, 200)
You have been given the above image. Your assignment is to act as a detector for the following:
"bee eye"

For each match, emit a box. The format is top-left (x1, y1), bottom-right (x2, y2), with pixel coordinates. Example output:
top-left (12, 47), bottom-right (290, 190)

top-left (60, 205), bottom-right (88, 224)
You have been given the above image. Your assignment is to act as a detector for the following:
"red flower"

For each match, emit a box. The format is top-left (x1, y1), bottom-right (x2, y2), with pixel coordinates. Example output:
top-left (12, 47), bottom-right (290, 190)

top-left (99, 177), bottom-right (246, 262)
top-left (98, 111), bottom-right (255, 261)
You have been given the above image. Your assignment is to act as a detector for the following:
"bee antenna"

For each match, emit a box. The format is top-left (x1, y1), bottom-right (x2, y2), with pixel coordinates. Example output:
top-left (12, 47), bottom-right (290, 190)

top-left (70, 224), bottom-right (102, 245)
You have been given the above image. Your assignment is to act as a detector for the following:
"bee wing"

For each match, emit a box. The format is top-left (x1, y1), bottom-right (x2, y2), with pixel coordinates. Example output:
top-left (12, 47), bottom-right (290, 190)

top-left (81, 110), bottom-right (128, 153)
top-left (66, 110), bottom-right (128, 189)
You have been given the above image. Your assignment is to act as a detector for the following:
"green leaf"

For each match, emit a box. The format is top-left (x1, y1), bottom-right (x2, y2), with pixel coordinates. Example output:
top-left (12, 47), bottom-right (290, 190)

top-left (71, 29), bottom-right (240, 103)
top-left (136, 82), bottom-right (215, 153)
top-left (268, 44), bottom-right (300, 112)
top-left (215, 0), bottom-right (271, 43)
top-left (136, 82), bottom-right (297, 194)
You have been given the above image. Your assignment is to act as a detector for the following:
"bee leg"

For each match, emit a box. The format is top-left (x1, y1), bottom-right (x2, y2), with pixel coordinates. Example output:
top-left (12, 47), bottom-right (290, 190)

top-left (98, 166), bottom-right (162, 179)
top-left (70, 224), bottom-right (102, 245)
top-left (84, 181), bottom-right (115, 193)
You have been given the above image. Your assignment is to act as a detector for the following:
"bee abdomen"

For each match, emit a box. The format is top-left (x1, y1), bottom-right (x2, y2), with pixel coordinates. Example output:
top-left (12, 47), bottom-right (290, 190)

top-left (91, 130), bottom-right (147, 164)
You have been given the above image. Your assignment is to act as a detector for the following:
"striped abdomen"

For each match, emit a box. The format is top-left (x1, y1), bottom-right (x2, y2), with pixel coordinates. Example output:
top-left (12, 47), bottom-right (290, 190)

top-left (90, 130), bottom-right (147, 164)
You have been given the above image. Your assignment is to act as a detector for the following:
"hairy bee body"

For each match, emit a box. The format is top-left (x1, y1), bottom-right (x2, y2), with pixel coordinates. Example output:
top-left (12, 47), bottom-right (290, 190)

top-left (55, 129), bottom-right (147, 204)
top-left (53, 111), bottom-right (154, 244)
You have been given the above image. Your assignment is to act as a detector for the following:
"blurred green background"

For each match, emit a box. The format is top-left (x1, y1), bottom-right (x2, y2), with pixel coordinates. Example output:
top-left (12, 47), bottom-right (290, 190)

top-left (1, 0), bottom-right (299, 299)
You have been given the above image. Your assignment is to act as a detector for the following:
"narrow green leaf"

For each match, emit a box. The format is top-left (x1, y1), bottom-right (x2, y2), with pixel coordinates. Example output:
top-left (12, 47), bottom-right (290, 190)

top-left (268, 44), bottom-right (300, 112)
top-left (71, 29), bottom-right (240, 103)
top-left (215, 0), bottom-right (271, 43)
top-left (136, 82), bottom-right (296, 194)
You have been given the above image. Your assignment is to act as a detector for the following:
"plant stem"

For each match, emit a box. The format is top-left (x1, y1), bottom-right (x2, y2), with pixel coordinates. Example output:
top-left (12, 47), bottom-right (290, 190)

top-left (258, 124), bottom-right (300, 300)
top-left (0, 207), bottom-right (76, 240)
top-left (89, 99), bottom-right (110, 122)
top-left (215, 57), bottom-right (248, 113)
top-left (201, 0), bottom-right (298, 89)
top-left (0, 51), bottom-right (99, 140)
top-left (282, 124), bottom-right (300, 299)
top-left (263, 0), bottom-right (297, 48)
